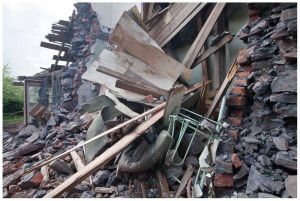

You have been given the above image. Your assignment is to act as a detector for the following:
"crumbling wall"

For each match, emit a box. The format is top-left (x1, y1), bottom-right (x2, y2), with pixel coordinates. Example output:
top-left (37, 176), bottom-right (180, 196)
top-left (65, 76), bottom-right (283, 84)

top-left (214, 3), bottom-right (297, 198)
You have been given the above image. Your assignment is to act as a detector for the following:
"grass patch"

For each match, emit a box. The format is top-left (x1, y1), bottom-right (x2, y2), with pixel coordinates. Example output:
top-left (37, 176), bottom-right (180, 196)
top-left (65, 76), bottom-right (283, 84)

top-left (3, 114), bottom-right (24, 125)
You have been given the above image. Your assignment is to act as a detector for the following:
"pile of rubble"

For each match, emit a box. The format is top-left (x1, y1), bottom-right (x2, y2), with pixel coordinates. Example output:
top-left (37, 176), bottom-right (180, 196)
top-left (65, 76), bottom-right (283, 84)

top-left (214, 3), bottom-right (297, 198)
top-left (3, 2), bottom-right (297, 198)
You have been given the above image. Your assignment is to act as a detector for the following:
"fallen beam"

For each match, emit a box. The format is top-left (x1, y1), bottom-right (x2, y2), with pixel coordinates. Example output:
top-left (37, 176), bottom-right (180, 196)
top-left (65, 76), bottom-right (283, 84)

top-left (182, 3), bottom-right (226, 68)
top-left (175, 164), bottom-right (194, 198)
top-left (115, 80), bottom-right (162, 98)
top-left (44, 109), bottom-right (165, 197)
top-left (193, 33), bottom-right (233, 67)
top-left (206, 59), bottom-right (238, 118)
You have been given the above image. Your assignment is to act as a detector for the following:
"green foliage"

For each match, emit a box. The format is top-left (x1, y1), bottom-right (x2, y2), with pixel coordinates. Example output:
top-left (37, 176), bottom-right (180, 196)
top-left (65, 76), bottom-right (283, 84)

top-left (2, 65), bottom-right (24, 113)
top-left (3, 114), bottom-right (24, 125)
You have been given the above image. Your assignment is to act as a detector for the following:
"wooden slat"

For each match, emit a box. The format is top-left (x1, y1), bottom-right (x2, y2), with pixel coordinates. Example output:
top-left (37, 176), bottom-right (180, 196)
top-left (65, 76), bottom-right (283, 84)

top-left (58, 20), bottom-right (69, 27)
top-left (175, 165), bottom-right (194, 198)
top-left (40, 41), bottom-right (69, 52)
top-left (206, 59), bottom-right (238, 118)
top-left (44, 109), bottom-right (165, 198)
top-left (214, 12), bottom-right (227, 88)
top-left (51, 24), bottom-right (67, 31)
top-left (52, 55), bottom-right (74, 62)
top-left (158, 3), bottom-right (208, 47)
top-left (115, 80), bottom-right (162, 98)
top-left (152, 3), bottom-right (198, 40)
top-left (182, 3), bottom-right (226, 68)
top-left (110, 12), bottom-right (185, 89)
top-left (196, 15), bottom-right (209, 82)
top-left (148, 3), bottom-right (185, 37)
top-left (193, 33), bottom-right (233, 67)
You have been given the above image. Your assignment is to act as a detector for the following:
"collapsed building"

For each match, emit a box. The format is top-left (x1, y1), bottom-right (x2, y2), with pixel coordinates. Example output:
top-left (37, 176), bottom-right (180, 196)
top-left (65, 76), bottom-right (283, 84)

top-left (3, 2), bottom-right (297, 198)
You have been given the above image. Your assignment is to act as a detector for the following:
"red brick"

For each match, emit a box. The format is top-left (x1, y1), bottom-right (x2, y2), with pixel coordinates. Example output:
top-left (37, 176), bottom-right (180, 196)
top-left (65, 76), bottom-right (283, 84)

top-left (237, 54), bottom-right (249, 65)
top-left (214, 173), bottom-right (234, 187)
top-left (237, 71), bottom-right (251, 79)
top-left (238, 65), bottom-right (253, 72)
top-left (231, 154), bottom-right (242, 168)
top-left (230, 87), bottom-right (246, 96)
top-left (228, 108), bottom-right (244, 117)
top-left (227, 117), bottom-right (242, 126)
top-left (227, 96), bottom-right (246, 107)
top-left (249, 13), bottom-right (260, 22)
top-left (31, 172), bottom-right (43, 186)
top-left (228, 129), bottom-right (239, 141)
top-left (234, 79), bottom-right (248, 87)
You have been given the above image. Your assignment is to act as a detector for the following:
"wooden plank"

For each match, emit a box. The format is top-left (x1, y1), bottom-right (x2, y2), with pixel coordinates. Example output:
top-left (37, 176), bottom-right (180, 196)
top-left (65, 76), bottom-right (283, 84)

top-left (40, 41), bottom-right (69, 52)
top-left (158, 3), bottom-right (208, 47)
top-left (175, 164), bottom-right (194, 198)
top-left (95, 186), bottom-right (117, 194)
top-left (44, 109), bottom-right (165, 198)
top-left (110, 12), bottom-right (185, 87)
top-left (70, 151), bottom-right (85, 171)
top-left (193, 33), bottom-right (233, 67)
top-left (53, 55), bottom-right (74, 62)
top-left (156, 169), bottom-right (170, 198)
top-left (51, 24), bottom-right (67, 31)
top-left (115, 80), bottom-right (162, 98)
top-left (214, 11), bottom-right (227, 88)
top-left (182, 3), bottom-right (226, 68)
top-left (148, 3), bottom-right (186, 38)
top-left (96, 50), bottom-right (169, 95)
top-left (153, 3), bottom-right (199, 42)
top-left (58, 20), bottom-right (69, 27)
top-left (196, 15), bottom-right (209, 82)
top-left (144, 5), bottom-right (171, 25)
top-left (206, 59), bottom-right (238, 118)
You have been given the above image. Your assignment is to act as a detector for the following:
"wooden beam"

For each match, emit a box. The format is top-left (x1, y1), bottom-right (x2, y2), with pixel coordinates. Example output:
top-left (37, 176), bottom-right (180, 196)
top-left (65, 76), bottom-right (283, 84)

top-left (52, 55), bottom-right (74, 62)
top-left (193, 33), bottom-right (233, 67)
top-left (206, 59), bottom-right (238, 118)
top-left (51, 24), bottom-right (67, 31)
top-left (175, 164), bottom-right (194, 198)
top-left (44, 109), bottom-right (165, 198)
top-left (158, 3), bottom-right (207, 47)
top-left (40, 41), bottom-right (69, 52)
top-left (57, 20), bottom-right (69, 27)
top-left (115, 80), bottom-right (162, 98)
top-left (196, 14), bottom-right (209, 82)
top-left (214, 11), bottom-right (227, 88)
top-left (182, 3), bottom-right (226, 68)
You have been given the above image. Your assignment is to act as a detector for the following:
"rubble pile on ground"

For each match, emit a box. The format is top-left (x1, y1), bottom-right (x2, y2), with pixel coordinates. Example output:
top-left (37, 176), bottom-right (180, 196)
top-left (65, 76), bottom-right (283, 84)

top-left (3, 2), bottom-right (297, 198)
top-left (214, 3), bottom-right (297, 198)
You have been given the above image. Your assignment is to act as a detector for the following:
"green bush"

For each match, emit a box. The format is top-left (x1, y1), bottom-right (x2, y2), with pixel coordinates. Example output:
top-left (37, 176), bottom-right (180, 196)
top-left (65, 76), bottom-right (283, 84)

top-left (2, 65), bottom-right (24, 113)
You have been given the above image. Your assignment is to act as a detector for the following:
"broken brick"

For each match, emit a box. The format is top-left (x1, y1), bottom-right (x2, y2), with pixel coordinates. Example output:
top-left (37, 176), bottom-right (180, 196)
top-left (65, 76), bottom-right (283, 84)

top-left (231, 154), bottom-right (242, 168)
top-left (230, 87), bottom-right (246, 96)
top-left (238, 65), bottom-right (253, 72)
top-left (237, 71), bottom-right (251, 79)
top-left (227, 117), bottom-right (242, 127)
top-left (228, 129), bottom-right (239, 141)
top-left (228, 108), bottom-right (244, 118)
top-left (227, 96), bottom-right (246, 107)
top-left (234, 79), bottom-right (248, 87)
top-left (19, 172), bottom-right (43, 189)
top-left (214, 173), bottom-right (234, 188)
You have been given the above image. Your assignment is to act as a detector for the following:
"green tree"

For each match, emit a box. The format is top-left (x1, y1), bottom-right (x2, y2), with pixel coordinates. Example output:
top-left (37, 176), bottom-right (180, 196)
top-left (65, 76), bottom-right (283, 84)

top-left (2, 64), bottom-right (24, 113)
